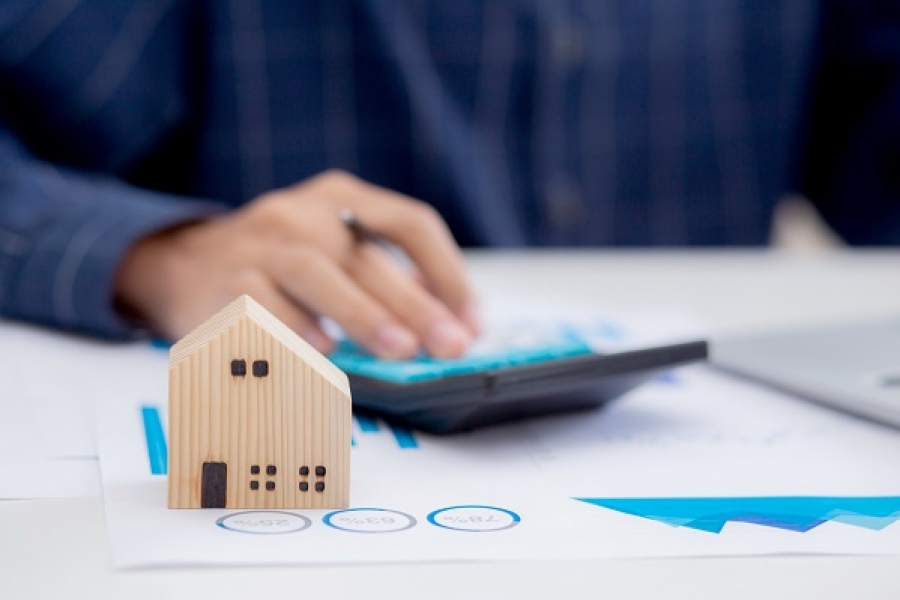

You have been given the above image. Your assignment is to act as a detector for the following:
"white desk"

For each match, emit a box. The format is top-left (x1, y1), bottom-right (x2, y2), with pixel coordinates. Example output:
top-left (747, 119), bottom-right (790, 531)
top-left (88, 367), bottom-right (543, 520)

top-left (3, 250), bottom-right (900, 600)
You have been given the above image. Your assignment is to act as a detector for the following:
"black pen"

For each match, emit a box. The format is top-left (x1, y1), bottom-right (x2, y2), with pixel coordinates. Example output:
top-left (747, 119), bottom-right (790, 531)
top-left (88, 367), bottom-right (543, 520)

top-left (339, 208), bottom-right (383, 245)
top-left (339, 207), bottom-right (413, 270)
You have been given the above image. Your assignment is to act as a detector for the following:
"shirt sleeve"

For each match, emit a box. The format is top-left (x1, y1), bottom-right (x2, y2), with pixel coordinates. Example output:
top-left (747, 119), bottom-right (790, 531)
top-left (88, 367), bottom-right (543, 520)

top-left (0, 130), bottom-right (226, 339)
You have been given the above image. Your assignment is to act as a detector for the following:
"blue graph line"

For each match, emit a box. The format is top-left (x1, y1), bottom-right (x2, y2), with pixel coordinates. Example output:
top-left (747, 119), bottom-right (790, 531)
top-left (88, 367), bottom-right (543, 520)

top-left (353, 414), bottom-right (419, 449)
top-left (389, 424), bottom-right (419, 449)
top-left (354, 413), bottom-right (380, 432)
top-left (149, 339), bottom-right (171, 351)
top-left (141, 405), bottom-right (168, 475)
top-left (654, 371), bottom-right (679, 385)
top-left (576, 497), bottom-right (900, 533)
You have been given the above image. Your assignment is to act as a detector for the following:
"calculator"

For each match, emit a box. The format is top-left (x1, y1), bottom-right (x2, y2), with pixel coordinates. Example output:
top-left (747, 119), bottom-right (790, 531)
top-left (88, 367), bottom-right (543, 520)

top-left (329, 323), bottom-right (707, 434)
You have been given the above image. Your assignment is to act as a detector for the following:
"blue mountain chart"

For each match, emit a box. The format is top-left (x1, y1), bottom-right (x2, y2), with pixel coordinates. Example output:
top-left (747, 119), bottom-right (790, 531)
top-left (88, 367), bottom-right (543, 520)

top-left (576, 497), bottom-right (900, 533)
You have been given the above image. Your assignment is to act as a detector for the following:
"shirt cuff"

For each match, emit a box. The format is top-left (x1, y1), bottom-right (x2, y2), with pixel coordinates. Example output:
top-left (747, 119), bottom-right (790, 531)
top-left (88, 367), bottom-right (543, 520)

top-left (3, 181), bottom-right (225, 339)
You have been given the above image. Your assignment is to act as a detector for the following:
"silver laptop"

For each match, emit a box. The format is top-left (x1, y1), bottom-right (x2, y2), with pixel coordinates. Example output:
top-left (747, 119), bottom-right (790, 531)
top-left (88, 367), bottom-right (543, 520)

top-left (712, 319), bottom-right (900, 428)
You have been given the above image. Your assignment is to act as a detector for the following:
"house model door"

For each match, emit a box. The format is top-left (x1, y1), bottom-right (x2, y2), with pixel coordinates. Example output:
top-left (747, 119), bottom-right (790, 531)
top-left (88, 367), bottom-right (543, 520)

top-left (201, 461), bottom-right (227, 508)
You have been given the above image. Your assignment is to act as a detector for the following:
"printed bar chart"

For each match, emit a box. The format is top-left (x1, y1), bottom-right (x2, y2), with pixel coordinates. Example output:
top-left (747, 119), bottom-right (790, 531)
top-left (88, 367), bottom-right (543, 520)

top-left (141, 405), bottom-right (167, 476)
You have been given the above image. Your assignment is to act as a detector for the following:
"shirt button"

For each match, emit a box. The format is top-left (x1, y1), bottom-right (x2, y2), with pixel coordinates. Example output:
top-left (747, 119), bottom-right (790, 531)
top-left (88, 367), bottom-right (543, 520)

top-left (546, 177), bottom-right (586, 231)
top-left (552, 25), bottom-right (586, 67)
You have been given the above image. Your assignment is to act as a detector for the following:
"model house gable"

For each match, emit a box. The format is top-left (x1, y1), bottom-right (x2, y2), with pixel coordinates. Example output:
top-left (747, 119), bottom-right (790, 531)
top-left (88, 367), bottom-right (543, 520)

top-left (169, 294), bottom-right (349, 397)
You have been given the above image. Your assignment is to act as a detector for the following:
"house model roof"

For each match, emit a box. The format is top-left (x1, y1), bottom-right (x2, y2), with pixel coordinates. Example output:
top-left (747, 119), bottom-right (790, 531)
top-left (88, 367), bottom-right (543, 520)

top-left (169, 294), bottom-right (349, 396)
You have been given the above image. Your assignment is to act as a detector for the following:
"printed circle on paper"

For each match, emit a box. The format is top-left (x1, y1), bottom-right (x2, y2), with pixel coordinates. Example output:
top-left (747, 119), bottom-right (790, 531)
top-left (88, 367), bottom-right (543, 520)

top-left (427, 505), bottom-right (521, 532)
top-left (323, 508), bottom-right (417, 533)
top-left (216, 511), bottom-right (312, 534)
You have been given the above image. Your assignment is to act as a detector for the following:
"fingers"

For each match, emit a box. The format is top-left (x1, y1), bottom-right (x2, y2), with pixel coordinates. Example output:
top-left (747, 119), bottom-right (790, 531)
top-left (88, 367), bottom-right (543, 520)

top-left (368, 200), bottom-right (480, 333)
top-left (306, 172), bottom-right (481, 334)
top-left (269, 246), bottom-right (421, 360)
top-left (231, 272), bottom-right (335, 355)
top-left (348, 244), bottom-right (472, 357)
top-left (248, 291), bottom-right (334, 355)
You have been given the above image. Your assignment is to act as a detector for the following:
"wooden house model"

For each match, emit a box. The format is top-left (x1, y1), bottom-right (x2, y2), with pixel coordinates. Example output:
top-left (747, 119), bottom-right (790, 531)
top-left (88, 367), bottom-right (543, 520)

top-left (168, 294), bottom-right (351, 510)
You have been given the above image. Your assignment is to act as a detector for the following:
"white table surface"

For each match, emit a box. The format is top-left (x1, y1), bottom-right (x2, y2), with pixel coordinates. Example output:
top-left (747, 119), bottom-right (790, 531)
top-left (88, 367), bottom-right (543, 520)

top-left (3, 249), bottom-right (900, 600)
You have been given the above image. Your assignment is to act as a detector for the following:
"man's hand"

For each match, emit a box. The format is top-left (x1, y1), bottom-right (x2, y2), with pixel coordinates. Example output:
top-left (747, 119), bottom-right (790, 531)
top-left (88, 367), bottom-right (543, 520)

top-left (114, 171), bottom-right (480, 359)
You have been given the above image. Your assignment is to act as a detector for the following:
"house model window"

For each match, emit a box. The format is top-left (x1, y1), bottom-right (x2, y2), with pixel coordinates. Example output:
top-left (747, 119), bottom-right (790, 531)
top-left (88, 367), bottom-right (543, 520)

top-left (253, 360), bottom-right (269, 377)
top-left (167, 294), bottom-right (352, 510)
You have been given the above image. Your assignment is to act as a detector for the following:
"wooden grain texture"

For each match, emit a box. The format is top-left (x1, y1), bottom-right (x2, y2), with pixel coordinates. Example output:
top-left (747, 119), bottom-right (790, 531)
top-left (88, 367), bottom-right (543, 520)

top-left (168, 295), bottom-right (351, 509)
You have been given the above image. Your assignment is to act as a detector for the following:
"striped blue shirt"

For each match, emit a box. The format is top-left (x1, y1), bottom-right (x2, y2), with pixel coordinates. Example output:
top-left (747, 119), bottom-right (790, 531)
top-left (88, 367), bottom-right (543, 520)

top-left (0, 0), bottom-right (897, 337)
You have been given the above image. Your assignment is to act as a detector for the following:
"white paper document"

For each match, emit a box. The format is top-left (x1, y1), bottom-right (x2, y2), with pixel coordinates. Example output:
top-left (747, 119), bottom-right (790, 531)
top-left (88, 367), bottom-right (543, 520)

top-left (7, 303), bottom-right (900, 565)
top-left (0, 323), bottom-right (101, 498)
top-left (96, 349), bottom-right (900, 568)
